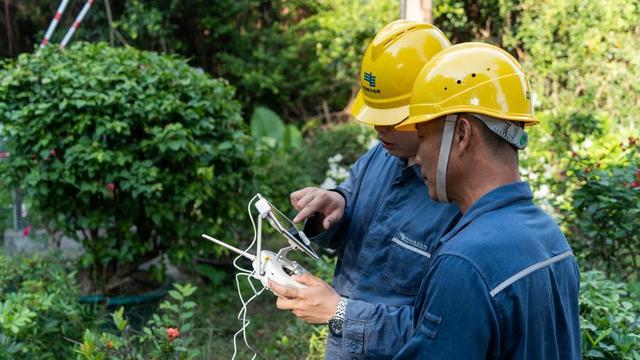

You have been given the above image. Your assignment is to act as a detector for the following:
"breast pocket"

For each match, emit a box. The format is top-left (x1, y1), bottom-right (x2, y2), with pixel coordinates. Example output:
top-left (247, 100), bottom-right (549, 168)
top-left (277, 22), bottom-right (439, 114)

top-left (383, 232), bottom-right (432, 295)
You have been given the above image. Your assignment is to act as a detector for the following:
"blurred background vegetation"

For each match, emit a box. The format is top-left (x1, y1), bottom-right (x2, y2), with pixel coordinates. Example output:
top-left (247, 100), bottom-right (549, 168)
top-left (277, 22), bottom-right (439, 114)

top-left (1, 0), bottom-right (639, 358)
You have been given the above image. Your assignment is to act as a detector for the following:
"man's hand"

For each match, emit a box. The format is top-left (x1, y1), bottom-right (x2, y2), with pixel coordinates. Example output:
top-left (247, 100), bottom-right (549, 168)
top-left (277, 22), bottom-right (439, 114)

top-left (269, 272), bottom-right (341, 324)
top-left (290, 187), bottom-right (346, 230)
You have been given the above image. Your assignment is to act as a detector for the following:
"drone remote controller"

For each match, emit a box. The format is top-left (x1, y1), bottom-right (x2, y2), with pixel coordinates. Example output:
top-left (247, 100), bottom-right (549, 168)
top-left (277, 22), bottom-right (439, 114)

top-left (202, 235), bottom-right (307, 290)
top-left (253, 250), bottom-right (307, 289)
top-left (202, 194), bottom-right (317, 292)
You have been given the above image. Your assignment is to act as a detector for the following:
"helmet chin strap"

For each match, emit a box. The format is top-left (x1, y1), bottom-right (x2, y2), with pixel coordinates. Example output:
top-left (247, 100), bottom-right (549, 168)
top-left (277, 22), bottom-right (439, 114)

top-left (436, 115), bottom-right (458, 203)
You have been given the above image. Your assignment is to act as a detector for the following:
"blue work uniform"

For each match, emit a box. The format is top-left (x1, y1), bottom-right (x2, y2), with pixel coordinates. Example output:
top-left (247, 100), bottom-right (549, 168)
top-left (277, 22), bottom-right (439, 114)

top-left (394, 182), bottom-right (581, 359)
top-left (305, 143), bottom-right (460, 359)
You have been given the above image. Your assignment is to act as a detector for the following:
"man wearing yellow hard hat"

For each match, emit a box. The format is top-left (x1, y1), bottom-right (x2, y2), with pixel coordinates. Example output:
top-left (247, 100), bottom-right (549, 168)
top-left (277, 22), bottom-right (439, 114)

top-left (393, 43), bottom-right (581, 359)
top-left (269, 20), bottom-right (460, 358)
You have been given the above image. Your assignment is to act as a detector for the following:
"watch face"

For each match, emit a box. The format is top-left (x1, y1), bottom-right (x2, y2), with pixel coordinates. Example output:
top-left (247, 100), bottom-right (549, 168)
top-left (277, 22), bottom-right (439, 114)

top-left (328, 318), bottom-right (344, 337)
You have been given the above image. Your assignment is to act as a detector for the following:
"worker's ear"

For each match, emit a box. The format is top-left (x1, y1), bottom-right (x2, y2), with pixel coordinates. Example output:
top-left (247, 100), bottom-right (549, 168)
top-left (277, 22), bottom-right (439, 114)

top-left (452, 116), bottom-right (473, 157)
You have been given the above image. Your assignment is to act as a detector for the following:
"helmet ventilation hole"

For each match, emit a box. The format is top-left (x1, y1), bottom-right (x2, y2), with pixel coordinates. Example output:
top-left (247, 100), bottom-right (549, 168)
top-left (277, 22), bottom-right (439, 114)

top-left (444, 87), bottom-right (447, 90)
top-left (471, 73), bottom-right (476, 77)
top-left (456, 80), bottom-right (462, 84)
top-left (486, 68), bottom-right (490, 71)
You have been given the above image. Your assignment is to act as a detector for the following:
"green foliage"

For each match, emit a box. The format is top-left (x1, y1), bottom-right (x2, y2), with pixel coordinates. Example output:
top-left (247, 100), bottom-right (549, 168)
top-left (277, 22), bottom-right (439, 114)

top-left (580, 271), bottom-right (640, 359)
top-left (250, 106), bottom-right (302, 151)
top-left (0, 43), bottom-right (251, 288)
top-left (432, 0), bottom-right (522, 44)
top-left (302, 122), bottom-right (375, 186)
top-left (564, 137), bottom-right (640, 280)
top-left (514, 0), bottom-right (640, 130)
top-left (249, 121), bottom-right (374, 213)
top-left (3, 1), bottom-right (398, 123)
top-left (250, 140), bottom-right (311, 211)
top-left (76, 283), bottom-right (200, 359)
top-left (0, 254), bottom-right (91, 359)
top-left (0, 132), bottom-right (10, 234)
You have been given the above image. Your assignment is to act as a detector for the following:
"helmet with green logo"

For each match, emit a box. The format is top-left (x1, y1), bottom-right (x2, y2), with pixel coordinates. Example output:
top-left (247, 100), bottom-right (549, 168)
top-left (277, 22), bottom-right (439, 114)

top-left (351, 20), bottom-right (451, 126)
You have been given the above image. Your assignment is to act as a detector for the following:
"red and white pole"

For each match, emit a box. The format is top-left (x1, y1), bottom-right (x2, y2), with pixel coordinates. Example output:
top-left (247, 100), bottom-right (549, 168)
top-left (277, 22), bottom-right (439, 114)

top-left (60, 0), bottom-right (94, 49)
top-left (40, 0), bottom-right (70, 48)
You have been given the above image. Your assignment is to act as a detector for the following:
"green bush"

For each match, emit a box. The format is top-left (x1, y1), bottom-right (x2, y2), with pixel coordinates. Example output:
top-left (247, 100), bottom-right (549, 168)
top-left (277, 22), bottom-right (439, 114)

top-left (565, 137), bottom-right (640, 280)
top-left (76, 284), bottom-right (200, 360)
top-left (250, 116), bottom-right (374, 211)
top-left (302, 122), bottom-right (375, 186)
top-left (580, 271), bottom-right (640, 359)
top-left (514, 0), bottom-right (640, 130)
top-left (0, 254), bottom-right (91, 359)
top-left (2, 1), bottom-right (398, 123)
top-left (0, 43), bottom-right (251, 290)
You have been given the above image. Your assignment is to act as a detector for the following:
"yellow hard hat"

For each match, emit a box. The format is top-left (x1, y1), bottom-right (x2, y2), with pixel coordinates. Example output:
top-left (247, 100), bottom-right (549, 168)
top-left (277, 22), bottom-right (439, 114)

top-left (396, 42), bottom-right (538, 131)
top-left (351, 20), bottom-right (451, 126)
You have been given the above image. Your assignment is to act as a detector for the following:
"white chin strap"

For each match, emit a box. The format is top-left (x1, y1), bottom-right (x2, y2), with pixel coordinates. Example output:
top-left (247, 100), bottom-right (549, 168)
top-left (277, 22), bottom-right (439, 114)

top-left (436, 115), bottom-right (458, 203)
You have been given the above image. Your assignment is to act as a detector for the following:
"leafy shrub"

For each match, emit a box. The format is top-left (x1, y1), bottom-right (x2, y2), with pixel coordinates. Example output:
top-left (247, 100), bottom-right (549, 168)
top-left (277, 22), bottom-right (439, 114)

top-left (0, 43), bottom-right (251, 290)
top-left (250, 106), bottom-right (302, 152)
top-left (514, 0), bottom-right (640, 130)
top-left (302, 122), bottom-right (375, 186)
top-left (580, 271), bottom-right (640, 359)
top-left (76, 283), bottom-right (200, 359)
top-left (4, 1), bottom-right (398, 122)
top-left (0, 254), bottom-right (91, 359)
top-left (250, 114), bottom-right (374, 210)
top-left (565, 137), bottom-right (640, 280)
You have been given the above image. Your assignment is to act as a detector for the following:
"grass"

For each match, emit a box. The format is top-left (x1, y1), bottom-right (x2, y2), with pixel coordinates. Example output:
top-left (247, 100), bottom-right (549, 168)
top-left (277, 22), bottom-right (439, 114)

top-left (186, 248), bottom-right (336, 359)
top-left (189, 281), bottom-right (325, 359)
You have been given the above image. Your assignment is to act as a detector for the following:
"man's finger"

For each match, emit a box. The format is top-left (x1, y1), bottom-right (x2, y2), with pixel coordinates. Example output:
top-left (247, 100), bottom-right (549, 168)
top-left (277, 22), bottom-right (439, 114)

top-left (322, 210), bottom-right (342, 230)
top-left (294, 190), bottom-right (319, 211)
top-left (269, 280), bottom-right (299, 299)
top-left (293, 202), bottom-right (319, 223)
top-left (291, 272), bottom-right (318, 286)
top-left (276, 296), bottom-right (295, 310)
top-left (290, 188), bottom-right (313, 209)
top-left (293, 193), bottom-right (326, 223)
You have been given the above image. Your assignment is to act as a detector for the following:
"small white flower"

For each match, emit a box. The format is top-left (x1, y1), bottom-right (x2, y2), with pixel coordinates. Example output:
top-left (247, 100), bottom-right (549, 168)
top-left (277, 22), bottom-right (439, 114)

top-left (320, 178), bottom-right (337, 189)
top-left (328, 153), bottom-right (344, 164)
top-left (470, 97), bottom-right (480, 106)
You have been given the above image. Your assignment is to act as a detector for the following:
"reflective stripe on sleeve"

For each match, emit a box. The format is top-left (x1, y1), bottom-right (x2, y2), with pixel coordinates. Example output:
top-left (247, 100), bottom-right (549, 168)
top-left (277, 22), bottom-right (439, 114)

top-left (490, 250), bottom-right (574, 297)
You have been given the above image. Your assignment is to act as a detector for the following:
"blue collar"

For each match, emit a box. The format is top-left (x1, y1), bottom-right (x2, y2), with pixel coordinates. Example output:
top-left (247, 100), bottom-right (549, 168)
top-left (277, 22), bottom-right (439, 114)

top-left (390, 151), bottom-right (423, 182)
top-left (438, 181), bottom-right (533, 244)
top-left (410, 164), bottom-right (422, 180)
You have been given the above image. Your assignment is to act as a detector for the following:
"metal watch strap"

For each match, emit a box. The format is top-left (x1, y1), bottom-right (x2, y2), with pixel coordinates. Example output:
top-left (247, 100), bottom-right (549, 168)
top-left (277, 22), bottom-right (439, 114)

top-left (328, 296), bottom-right (348, 337)
top-left (333, 296), bottom-right (348, 321)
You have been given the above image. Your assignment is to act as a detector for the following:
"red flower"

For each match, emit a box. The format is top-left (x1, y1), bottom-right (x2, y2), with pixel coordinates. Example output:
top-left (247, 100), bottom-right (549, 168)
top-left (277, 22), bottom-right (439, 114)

top-left (166, 327), bottom-right (180, 342)
top-left (50, 148), bottom-right (57, 157)
top-left (0, 151), bottom-right (8, 159)
top-left (106, 183), bottom-right (116, 192)
top-left (632, 181), bottom-right (640, 189)
top-left (22, 225), bottom-right (32, 237)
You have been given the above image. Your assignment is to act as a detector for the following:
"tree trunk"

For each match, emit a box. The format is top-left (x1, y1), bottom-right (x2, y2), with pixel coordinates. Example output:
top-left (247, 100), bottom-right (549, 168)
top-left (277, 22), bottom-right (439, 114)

top-left (400, 0), bottom-right (432, 24)
top-left (4, 0), bottom-right (14, 57)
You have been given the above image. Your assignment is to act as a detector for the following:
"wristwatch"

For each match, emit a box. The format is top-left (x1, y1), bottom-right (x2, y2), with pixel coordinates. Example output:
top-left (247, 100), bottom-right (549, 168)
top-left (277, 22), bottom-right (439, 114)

top-left (328, 296), bottom-right (348, 337)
